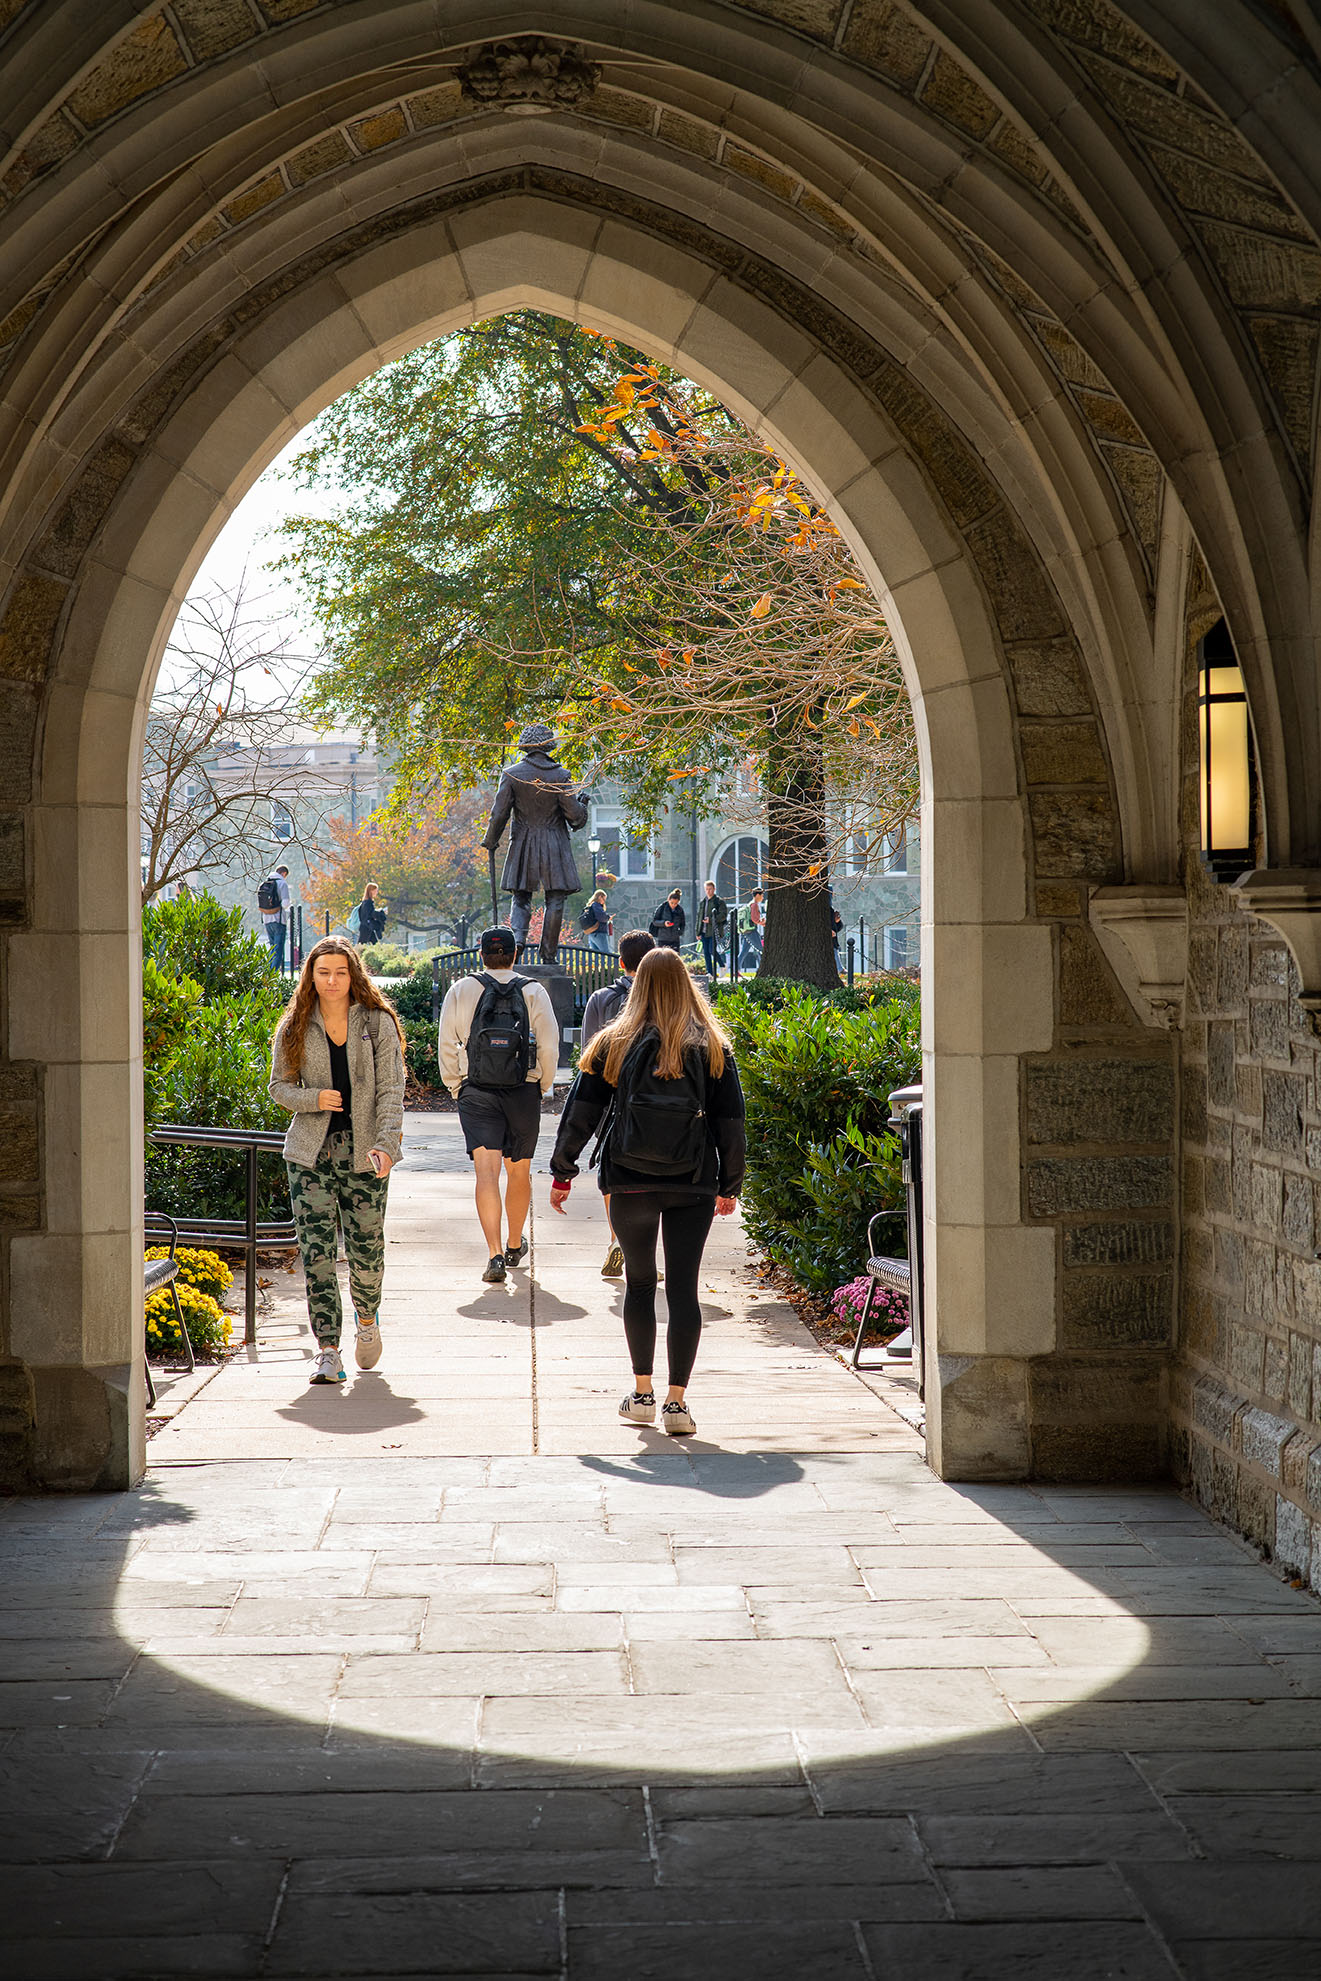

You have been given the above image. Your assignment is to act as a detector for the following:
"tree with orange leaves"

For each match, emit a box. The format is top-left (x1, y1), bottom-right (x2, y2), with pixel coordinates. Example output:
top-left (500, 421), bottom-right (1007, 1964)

top-left (302, 787), bottom-right (491, 946)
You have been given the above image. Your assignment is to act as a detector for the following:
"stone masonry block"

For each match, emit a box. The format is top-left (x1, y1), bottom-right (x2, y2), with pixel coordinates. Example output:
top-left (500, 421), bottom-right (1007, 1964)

top-left (1284, 1172), bottom-right (1314, 1250)
top-left (1020, 721), bottom-right (1109, 785)
top-left (173, 0), bottom-right (260, 62)
top-left (1237, 1468), bottom-right (1275, 1550)
top-left (1240, 1406), bottom-right (1296, 1476)
top-left (1025, 1058), bottom-right (1174, 1146)
top-left (1061, 1271), bottom-right (1173, 1347)
top-left (1288, 1333), bottom-right (1313, 1421)
top-left (1250, 995), bottom-right (1290, 1063)
top-left (1061, 1219), bottom-right (1173, 1267)
top-left (1192, 1375), bottom-right (1237, 1446)
top-left (1217, 925), bottom-right (1249, 1007)
top-left (1028, 792), bottom-right (1119, 880)
top-left (1251, 1162), bottom-right (1283, 1229)
top-left (1003, 641), bottom-right (1093, 717)
top-left (1262, 1072), bottom-right (1305, 1156)
top-left (1058, 926), bottom-right (1134, 1026)
top-left (1215, 1225), bottom-right (1245, 1288)
top-left (1026, 1156), bottom-right (1171, 1215)
top-left (66, 17), bottom-right (187, 126)
top-left (1230, 1323), bottom-right (1265, 1395)
top-left (1264, 1333), bottom-right (1288, 1406)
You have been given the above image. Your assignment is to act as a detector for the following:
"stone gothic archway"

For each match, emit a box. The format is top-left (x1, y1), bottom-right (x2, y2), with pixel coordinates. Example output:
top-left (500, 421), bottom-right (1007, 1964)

top-left (3, 6), bottom-right (1316, 1564)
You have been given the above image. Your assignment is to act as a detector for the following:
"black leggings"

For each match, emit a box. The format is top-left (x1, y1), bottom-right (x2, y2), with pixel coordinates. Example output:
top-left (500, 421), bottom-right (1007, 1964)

top-left (608, 1190), bottom-right (716, 1389)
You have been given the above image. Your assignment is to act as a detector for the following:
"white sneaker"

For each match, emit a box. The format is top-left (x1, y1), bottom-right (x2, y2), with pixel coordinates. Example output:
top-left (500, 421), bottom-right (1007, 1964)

top-left (619, 1390), bottom-right (656, 1424)
top-left (662, 1399), bottom-right (696, 1436)
top-left (310, 1347), bottom-right (345, 1384)
top-left (354, 1318), bottom-right (382, 1370)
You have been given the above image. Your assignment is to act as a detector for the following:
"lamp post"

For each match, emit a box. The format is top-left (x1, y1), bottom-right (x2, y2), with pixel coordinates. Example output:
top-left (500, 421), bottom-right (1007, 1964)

top-left (587, 834), bottom-right (600, 878)
top-left (1198, 619), bottom-right (1254, 882)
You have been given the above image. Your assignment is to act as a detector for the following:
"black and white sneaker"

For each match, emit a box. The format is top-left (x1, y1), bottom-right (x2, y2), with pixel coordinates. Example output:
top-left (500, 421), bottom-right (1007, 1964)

top-left (503, 1237), bottom-right (529, 1268)
top-left (482, 1254), bottom-right (507, 1284)
top-left (619, 1390), bottom-right (656, 1424)
top-left (662, 1399), bottom-right (696, 1436)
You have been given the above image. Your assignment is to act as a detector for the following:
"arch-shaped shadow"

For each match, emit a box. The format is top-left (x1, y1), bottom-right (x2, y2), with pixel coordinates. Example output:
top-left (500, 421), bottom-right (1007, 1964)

top-left (3, 1453), bottom-right (1318, 1977)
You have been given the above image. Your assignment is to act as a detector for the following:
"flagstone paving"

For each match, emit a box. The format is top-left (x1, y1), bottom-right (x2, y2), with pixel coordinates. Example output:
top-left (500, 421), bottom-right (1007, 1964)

top-left (3, 1115), bottom-right (1320, 1977)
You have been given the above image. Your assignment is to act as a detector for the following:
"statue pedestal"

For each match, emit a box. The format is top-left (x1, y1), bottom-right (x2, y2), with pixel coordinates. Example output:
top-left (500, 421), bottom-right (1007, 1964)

top-left (517, 962), bottom-right (577, 1069)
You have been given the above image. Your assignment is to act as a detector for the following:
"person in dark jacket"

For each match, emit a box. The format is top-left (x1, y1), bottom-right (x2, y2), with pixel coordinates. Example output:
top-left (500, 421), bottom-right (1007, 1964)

top-left (356, 882), bottom-right (387, 946)
top-left (649, 889), bottom-right (686, 950)
top-left (580, 929), bottom-right (654, 1281)
top-left (549, 946), bottom-right (745, 1438)
top-left (696, 881), bottom-right (728, 979)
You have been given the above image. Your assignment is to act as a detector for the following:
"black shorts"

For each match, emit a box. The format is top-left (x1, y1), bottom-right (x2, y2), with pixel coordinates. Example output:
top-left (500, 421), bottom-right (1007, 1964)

top-left (457, 1081), bottom-right (542, 1162)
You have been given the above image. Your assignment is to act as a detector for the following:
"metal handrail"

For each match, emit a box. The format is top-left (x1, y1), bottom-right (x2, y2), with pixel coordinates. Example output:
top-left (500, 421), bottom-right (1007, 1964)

top-left (148, 1123), bottom-right (297, 1345)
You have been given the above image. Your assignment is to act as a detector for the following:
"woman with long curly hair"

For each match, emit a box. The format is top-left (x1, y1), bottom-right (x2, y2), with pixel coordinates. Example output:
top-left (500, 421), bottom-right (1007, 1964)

top-left (269, 938), bottom-right (406, 1385)
top-left (548, 946), bottom-right (746, 1437)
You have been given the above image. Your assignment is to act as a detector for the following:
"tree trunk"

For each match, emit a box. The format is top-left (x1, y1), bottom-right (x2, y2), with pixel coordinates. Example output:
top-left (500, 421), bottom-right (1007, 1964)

top-left (757, 728), bottom-right (838, 988)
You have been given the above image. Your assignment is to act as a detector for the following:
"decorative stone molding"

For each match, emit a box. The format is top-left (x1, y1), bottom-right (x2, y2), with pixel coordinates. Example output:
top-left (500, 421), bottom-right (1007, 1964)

top-left (1088, 885), bottom-right (1189, 1027)
top-left (457, 38), bottom-right (602, 117)
top-left (1231, 870), bottom-right (1321, 1011)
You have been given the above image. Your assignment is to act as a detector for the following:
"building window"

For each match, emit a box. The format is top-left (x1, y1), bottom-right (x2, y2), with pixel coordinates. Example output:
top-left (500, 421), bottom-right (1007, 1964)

top-left (844, 832), bottom-right (870, 876)
top-left (712, 835), bottom-right (769, 907)
top-left (883, 924), bottom-right (909, 970)
top-left (592, 809), bottom-right (653, 880)
top-left (880, 823), bottom-right (910, 874)
top-left (271, 801), bottom-right (293, 841)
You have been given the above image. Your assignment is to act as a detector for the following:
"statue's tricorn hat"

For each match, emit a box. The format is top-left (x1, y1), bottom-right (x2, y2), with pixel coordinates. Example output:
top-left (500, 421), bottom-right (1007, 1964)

top-left (518, 721), bottom-right (556, 752)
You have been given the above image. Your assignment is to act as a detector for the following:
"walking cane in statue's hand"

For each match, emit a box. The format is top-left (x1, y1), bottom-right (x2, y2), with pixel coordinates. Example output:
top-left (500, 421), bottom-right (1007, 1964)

top-left (487, 847), bottom-right (499, 925)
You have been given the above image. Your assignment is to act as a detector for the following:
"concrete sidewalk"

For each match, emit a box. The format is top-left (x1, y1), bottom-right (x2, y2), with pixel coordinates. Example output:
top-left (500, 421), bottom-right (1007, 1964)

top-left (3, 1116), bottom-right (1320, 1979)
top-left (149, 1114), bottom-right (922, 1463)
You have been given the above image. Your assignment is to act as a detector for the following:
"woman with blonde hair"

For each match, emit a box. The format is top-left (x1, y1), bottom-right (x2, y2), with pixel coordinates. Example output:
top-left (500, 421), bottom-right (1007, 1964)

top-left (549, 946), bottom-right (745, 1435)
top-left (270, 938), bottom-right (406, 1385)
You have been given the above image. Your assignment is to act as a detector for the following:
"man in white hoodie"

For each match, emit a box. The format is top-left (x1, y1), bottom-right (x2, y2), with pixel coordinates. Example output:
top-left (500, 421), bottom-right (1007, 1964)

top-left (438, 926), bottom-right (558, 1283)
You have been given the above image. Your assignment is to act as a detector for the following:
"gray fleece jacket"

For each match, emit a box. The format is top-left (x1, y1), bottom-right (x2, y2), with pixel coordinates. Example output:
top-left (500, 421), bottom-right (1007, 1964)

top-left (269, 1002), bottom-right (405, 1171)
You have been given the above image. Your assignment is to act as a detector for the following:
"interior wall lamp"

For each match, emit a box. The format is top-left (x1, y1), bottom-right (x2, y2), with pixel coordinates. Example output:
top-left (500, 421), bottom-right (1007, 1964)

top-left (1198, 617), bottom-right (1255, 882)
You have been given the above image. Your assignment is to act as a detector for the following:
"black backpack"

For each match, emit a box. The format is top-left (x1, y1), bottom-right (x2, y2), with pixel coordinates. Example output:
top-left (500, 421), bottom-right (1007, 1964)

top-left (466, 973), bottom-right (534, 1089)
top-left (257, 876), bottom-right (282, 913)
top-left (606, 1030), bottom-right (709, 1179)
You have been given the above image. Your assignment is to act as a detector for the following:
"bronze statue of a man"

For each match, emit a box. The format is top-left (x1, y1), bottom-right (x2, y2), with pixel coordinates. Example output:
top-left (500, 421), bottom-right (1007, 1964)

top-left (482, 722), bottom-right (589, 963)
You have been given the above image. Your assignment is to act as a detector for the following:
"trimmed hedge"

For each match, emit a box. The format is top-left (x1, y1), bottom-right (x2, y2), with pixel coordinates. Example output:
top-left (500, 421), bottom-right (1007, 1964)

top-left (718, 983), bottom-right (920, 1296)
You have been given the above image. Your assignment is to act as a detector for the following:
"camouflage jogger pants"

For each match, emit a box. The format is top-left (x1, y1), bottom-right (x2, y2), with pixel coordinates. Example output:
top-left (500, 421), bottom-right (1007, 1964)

top-left (287, 1131), bottom-right (389, 1347)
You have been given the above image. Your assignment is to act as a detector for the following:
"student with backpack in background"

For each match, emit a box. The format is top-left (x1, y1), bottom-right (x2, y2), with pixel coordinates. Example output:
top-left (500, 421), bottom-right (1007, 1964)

top-left (580, 928), bottom-right (654, 1280)
top-left (548, 946), bottom-right (745, 1437)
top-left (258, 864), bottom-right (291, 970)
top-left (438, 926), bottom-right (559, 1284)
top-left (269, 938), bottom-right (406, 1385)
top-left (348, 881), bottom-right (387, 947)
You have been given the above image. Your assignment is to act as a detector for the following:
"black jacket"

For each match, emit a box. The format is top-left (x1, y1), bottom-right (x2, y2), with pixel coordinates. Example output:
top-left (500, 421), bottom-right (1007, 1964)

top-left (649, 900), bottom-right (686, 946)
top-left (551, 1035), bottom-right (746, 1196)
top-left (358, 900), bottom-right (387, 944)
top-left (697, 892), bottom-right (727, 936)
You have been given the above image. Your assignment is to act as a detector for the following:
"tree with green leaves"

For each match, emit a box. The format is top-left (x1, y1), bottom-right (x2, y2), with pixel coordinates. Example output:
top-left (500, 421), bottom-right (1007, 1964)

top-left (277, 312), bottom-right (916, 985)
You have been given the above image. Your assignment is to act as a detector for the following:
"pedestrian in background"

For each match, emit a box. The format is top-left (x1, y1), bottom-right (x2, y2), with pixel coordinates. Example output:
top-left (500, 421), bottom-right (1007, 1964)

top-left (580, 928), bottom-right (655, 1280)
top-left (270, 938), bottom-right (405, 1385)
top-left (438, 926), bottom-right (558, 1284)
top-left (696, 880), bottom-right (728, 979)
top-left (354, 881), bottom-right (387, 946)
top-left (549, 946), bottom-right (746, 1438)
top-left (649, 888), bottom-right (686, 951)
top-left (258, 863), bottom-right (291, 971)
top-left (580, 889), bottom-right (612, 954)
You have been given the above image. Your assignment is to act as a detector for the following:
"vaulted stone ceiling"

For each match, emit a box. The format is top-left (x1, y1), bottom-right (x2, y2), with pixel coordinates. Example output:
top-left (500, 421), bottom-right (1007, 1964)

top-left (0, 1), bottom-right (1318, 848)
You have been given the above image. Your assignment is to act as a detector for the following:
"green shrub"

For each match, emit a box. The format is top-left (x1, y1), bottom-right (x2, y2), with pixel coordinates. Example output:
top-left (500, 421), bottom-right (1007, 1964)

top-left (144, 995), bottom-right (290, 1225)
top-left (391, 969), bottom-right (440, 1022)
top-left (715, 973), bottom-right (918, 1016)
top-left (402, 1019), bottom-right (443, 1090)
top-left (144, 895), bottom-right (280, 1003)
top-left (720, 984), bottom-right (920, 1295)
top-left (361, 942), bottom-right (419, 976)
top-left (142, 955), bottom-right (203, 1131)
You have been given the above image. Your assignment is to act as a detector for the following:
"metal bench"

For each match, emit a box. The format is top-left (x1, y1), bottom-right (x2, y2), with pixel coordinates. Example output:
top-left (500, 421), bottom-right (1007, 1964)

top-left (148, 1125), bottom-right (298, 1343)
top-left (850, 1210), bottom-right (912, 1369)
top-left (143, 1211), bottom-right (192, 1407)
